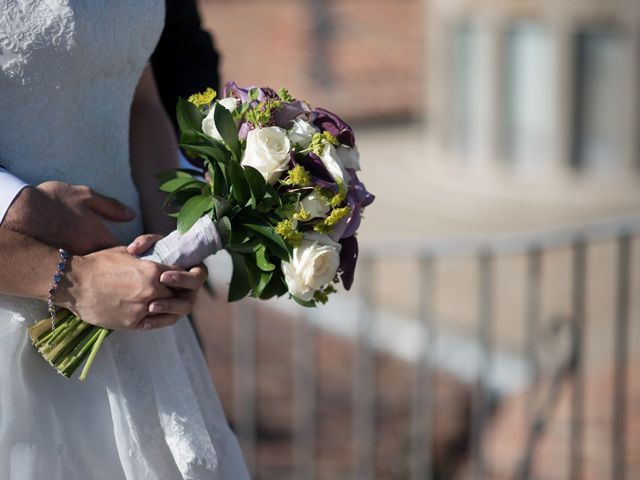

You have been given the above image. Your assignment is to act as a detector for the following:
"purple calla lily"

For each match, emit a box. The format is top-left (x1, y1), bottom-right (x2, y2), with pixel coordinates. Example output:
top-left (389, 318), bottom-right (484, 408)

top-left (272, 100), bottom-right (311, 128)
top-left (338, 235), bottom-right (359, 290)
top-left (296, 152), bottom-right (335, 186)
top-left (312, 108), bottom-right (356, 147)
top-left (223, 81), bottom-right (251, 103)
top-left (341, 171), bottom-right (375, 238)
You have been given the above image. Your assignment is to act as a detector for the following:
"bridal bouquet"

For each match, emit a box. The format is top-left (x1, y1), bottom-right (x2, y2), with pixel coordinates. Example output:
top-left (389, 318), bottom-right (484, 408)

top-left (28, 83), bottom-right (374, 379)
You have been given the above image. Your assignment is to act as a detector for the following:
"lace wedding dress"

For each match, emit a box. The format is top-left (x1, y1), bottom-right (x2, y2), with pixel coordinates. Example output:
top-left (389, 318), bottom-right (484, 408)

top-left (0, 1), bottom-right (249, 479)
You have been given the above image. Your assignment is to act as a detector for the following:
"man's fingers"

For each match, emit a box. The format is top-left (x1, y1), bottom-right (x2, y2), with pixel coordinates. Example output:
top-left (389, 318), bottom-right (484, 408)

top-left (148, 297), bottom-right (193, 317)
top-left (127, 234), bottom-right (164, 255)
top-left (160, 264), bottom-right (208, 291)
top-left (85, 188), bottom-right (136, 222)
top-left (138, 314), bottom-right (180, 330)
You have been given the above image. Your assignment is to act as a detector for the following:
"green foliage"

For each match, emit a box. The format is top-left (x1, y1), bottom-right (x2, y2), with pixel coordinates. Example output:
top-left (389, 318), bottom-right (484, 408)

top-left (176, 97), bottom-right (203, 133)
top-left (292, 296), bottom-right (317, 308)
top-left (228, 252), bottom-right (251, 301)
top-left (177, 195), bottom-right (213, 233)
top-left (213, 105), bottom-right (240, 159)
top-left (278, 87), bottom-right (294, 102)
top-left (228, 161), bottom-right (250, 205)
top-left (244, 166), bottom-right (267, 206)
top-left (255, 245), bottom-right (275, 272)
top-left (243, 221), bottom-right (291, 261)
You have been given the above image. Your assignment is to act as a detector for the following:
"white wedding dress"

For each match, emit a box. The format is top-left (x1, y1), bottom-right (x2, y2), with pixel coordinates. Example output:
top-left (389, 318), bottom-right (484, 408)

top-left (0, 1), bottom-right (250, 479)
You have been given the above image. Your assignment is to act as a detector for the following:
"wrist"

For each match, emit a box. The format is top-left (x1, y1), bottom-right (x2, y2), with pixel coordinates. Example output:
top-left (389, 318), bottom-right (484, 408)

top-left (56, 254), bottom-right (88, 311)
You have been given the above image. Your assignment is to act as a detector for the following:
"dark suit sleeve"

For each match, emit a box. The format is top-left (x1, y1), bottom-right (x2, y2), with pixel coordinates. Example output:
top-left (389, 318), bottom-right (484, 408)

top-left (151, 0), bottom-right (221, 132)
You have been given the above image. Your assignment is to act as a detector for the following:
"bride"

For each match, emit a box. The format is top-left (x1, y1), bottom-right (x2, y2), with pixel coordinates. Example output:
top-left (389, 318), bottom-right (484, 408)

top-left (0, 1), bottom-right (249, 479)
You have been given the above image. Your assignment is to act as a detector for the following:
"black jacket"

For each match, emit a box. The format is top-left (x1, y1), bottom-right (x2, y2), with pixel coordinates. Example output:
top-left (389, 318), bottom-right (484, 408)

top-left (151, 0), bottom-right (221, 132)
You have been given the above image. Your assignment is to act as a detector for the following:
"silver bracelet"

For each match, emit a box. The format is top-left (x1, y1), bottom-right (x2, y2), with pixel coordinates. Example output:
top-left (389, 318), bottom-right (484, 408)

top-left (47, 248), bottom-right (68, 328)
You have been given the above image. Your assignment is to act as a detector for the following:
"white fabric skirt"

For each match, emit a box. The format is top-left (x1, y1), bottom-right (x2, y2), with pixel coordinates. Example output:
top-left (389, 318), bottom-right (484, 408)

top-left (0, 296), bottom-right (249, 480)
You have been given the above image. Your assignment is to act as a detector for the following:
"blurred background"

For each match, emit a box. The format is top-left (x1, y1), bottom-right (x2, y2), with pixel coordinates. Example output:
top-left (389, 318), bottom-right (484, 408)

top-left (191, 0), bottom-right (640, 478)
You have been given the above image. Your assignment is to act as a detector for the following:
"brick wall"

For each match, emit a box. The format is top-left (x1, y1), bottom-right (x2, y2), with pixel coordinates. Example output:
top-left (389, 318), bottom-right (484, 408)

top-left (198, 0), bottom-right (425, 123)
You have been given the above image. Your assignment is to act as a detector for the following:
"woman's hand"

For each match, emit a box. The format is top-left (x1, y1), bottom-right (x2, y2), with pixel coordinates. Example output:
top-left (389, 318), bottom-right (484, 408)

top-left (57, 246), bottom-right (177, 331)
top-left (127, 234), bottom-right (208, 330)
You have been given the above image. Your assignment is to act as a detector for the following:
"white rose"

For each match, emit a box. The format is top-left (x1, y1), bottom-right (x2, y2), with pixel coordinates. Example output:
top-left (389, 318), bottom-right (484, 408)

top-left (282, 233), bottom-right (342, 301)
top-left (288, 118), bottom-right (319, 148)
top-left (241, 126), bottom-right (291, 184)
top-left (201, 97), bottom-right (238, 141)
top-left (299, 191), bottom-right (330, 219)
top-left (337, 144), bottom-right (361, 171)
top-left (321, 144), bottom-right (351, 185)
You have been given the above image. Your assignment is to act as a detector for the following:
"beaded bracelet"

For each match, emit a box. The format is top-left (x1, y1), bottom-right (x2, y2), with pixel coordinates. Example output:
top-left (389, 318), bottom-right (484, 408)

top-left (47, 248), bottom-right (69, 328)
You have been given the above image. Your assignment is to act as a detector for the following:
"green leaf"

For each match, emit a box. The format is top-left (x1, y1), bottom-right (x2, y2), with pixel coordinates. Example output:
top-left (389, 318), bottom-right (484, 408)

top-left (244, 253), bottom-right (262, 290)
top-left (228, 224), bottom-right (249, 247)
top-left (249, 88), bottom-right (261, 101)
top-left (215, 216), bottom-right (232, 246)
top-left (243, 222), bottom-right (291, 261)
top-left (208, 161), bottom-right (227, 197)
top-left (228, 252), bottom-right (252, 302)
top-left (244, 166), bottom-right (267, 205)
top-left (179, 142), bottom-right (231, 165)
top-left (229, 161), bottom-right (250, 206)
top-left (180, 129), bottom-right (204, 146)
top-left (253, 271), bottom-right (274, 298)
top-left (165, 187), bottom-right (203, 209)
top-left (293, 296), bottom-right (317, 308)
top-left (214, 105), bottom-right (240, 159)
top-left (176, 98), bottom-right (203, 133)
top-left (231, 239), bottom-right (261, 254)
top-left (177, 195), bottom-right (213, 233)
top-left (258, 274), bottom-right (288, 299)
top-left (159, 177), bottom-right (206, 194)
top-left (212, 195), bottom-right (232, 220)
top-left (255, 246), bottom-right (275, 272)
top-left (156, 168), bottom-right (202, 183)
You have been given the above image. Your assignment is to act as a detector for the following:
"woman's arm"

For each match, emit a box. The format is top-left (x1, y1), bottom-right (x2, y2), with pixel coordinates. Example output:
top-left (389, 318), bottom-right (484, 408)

top-left (129, 65), bottom-right (179, 235)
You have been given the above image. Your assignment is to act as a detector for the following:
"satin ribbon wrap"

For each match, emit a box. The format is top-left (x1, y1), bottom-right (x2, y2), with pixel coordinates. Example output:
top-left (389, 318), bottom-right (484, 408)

top-left (140, 216), bottom-right (224, 268)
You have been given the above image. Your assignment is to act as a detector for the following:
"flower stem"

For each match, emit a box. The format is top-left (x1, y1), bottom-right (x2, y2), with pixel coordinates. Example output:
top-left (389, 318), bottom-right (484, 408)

top-left (79, 328), bottom-right (109, 381)
top-left (58, 327), bottom-right (103, 378)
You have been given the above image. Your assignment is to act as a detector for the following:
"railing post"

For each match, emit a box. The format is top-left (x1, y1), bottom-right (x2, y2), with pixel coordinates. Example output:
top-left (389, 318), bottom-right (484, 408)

top-left (471, 250), bottom-right (494, 480)
top-left (410, 255), bottom-right (436, 480)
top-left (612, 233), bottom-right (631, 480)
top-left (525, 248), bottom-right (542, 419)
top-left (353, 256), bottom-right (376, 480)
top-left (569, 239), bottom-right (587, 480)
top-left (232, 300), bottom-right (257, 476)
top-left (294, 311), bottom-right (317, 480)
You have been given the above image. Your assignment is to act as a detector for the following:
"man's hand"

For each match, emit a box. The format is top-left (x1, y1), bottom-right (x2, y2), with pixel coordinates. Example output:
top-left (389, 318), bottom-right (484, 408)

top-left (127, 234), bottom-right (208, 329)
top-left (1, 181), bottom-right (135, 255)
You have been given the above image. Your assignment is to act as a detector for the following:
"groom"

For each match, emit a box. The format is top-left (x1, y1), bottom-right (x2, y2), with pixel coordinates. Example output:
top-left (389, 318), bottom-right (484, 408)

top-left (0, 0), bottom-right (220, 253)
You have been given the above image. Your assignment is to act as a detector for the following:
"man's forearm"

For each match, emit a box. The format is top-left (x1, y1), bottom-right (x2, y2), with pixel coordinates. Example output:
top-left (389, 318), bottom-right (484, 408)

top-left (0, 226), bottom-right (60, 301)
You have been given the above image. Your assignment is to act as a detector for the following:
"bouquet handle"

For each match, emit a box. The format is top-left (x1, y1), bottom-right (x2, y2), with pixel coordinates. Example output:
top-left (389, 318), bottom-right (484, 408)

top-left (140, 215), bottom-right (224, 267)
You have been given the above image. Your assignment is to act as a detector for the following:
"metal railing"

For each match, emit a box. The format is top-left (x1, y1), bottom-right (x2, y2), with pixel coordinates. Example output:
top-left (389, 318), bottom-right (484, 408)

top-left (226, 214), bottom-right (640, 480)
